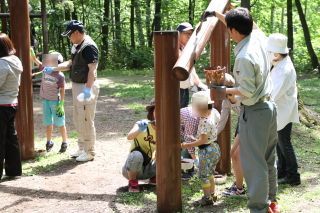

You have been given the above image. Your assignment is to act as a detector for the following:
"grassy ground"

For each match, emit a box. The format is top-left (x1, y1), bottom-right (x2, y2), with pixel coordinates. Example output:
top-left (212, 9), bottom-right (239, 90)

top-left (24, 70), bottom-right (320, 212)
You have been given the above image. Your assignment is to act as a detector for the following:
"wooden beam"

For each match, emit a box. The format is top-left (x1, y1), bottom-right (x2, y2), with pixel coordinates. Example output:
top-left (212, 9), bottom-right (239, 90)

top-left (154, 31), bottom-right (181, 213)
top-left (172, 0), bottom-right (229, 80)
top-left (10, 0), bottom-right (35, 160)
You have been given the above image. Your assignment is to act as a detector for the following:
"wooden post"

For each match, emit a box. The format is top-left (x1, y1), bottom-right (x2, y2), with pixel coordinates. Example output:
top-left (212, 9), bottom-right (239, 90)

top-left (154, 31), bottom-right (181, 213)
top-left (172, 0), bottom-right (230, 80)
top-left (41, 0), bottom-right (49, 53)
top-left (10, 0), bottom-right (35, 160)
top-left (210, 20), bottom-right (231, 174)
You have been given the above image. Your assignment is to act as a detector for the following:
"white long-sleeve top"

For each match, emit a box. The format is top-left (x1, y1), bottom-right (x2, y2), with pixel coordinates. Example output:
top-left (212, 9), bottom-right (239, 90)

top-left (270, 56), bottom-right (299, 131)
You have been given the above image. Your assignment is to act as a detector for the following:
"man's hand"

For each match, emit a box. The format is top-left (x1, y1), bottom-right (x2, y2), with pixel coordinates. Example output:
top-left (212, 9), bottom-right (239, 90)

top-left (56, 100), bottom-right (65, 117)
top-left (83, 87), bottom-right (92, 99)
top-left (137, 120), bottom-right (148, 132)
top-left (201, 11), bottom-right (216, 21)
top-left (43, 67), bottom-right (55, 74)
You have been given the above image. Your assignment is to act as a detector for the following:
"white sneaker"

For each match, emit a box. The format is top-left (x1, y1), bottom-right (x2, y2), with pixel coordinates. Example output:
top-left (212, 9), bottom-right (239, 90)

top-left (76, 152), bottom-right (94, 162)
top-left (70, 150), bottom-right (84, 158)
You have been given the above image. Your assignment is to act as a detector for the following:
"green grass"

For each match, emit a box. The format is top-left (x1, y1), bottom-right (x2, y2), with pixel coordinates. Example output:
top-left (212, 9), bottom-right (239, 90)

top-left (99, 68), bottom-right (153, 77)
top-left (298, 74), bottom-right (320, 113)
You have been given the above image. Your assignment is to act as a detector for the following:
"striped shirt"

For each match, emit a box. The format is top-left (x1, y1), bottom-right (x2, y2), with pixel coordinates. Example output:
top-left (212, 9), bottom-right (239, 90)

top-left (40, 72), bottom-right (65, 101)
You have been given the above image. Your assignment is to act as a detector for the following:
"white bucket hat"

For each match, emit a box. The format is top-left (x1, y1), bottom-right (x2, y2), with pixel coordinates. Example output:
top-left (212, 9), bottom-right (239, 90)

top-left (191, 91), bottom-right (214, 108)
top-left (266, 33), bottom-right (290, 54)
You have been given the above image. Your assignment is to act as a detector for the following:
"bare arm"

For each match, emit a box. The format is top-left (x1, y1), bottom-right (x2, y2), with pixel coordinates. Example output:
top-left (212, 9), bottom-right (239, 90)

top-left (86, 62), bottom-right (98, 88)
top-left (127, 124), bottom-right (141, 141)
top-left (31, 55), bottom-right (42, 66)
top-left (60, 86), bottom-right (65, 101)
top-left (181, 134), bottom-right (208, 149)
top-left (226, 87), bottom-right (243, 96)
top-left (53, 60), bottom-right (72, 72)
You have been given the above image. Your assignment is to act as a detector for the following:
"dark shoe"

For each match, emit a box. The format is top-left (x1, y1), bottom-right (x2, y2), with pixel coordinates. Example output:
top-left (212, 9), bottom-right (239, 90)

top-left (278, 177), bottom-right (301, 186)
top-left (46, 141), bottom-right (54, 152)
top-left (193, 195), bottom-right (214, 207)
top-left (181, 172), bottom-right (193, 180)
top-left (149, 176), bottom-right (156, 185)
top-left (59, 142), bottom-right (68, 153)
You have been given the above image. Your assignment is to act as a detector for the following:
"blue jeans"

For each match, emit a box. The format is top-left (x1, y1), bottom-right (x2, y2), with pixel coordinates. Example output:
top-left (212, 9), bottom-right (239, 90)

top-left (276, 123), bottom-right (300, 181)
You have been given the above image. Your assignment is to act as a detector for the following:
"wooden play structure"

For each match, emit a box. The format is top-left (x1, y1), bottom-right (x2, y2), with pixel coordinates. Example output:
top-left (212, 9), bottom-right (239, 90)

top-left (1, 0), bottom-right (49, 160)
top-left (155, 0), bottom-right (231, 212)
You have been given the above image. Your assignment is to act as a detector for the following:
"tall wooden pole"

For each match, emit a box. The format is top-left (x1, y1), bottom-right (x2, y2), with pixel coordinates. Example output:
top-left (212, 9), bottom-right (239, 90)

top-left (210, 20), bottom-right (231, 174)
top-left (10, 0), bottom-right (35, 160)
top-left (41, 0), bottom-right (49, 53)
top-left (154, 31), bottom-right (181, 213)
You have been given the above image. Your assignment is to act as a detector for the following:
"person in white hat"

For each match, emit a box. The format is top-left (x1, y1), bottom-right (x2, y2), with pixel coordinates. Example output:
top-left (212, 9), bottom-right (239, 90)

top-left (177, 23), bottom-right (208, 108)
top-left (267, 33), bottom-right (300, 186)
top-left (181, 91), bottom-right (220, 206)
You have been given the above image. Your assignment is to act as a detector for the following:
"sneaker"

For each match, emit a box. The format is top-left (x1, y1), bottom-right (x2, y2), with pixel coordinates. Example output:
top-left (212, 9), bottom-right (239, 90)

top-left (268, 201), bottom-right (280, 213)
top-left (59, 142), bottom-right (68, 153)
top-left (181, 172), bottom-right (193, 180)
top-left (193, 195), bottom-right (214, 207)
top-left (70, 150), bottom-right (84, 158)
top-left (149, 176), bottom-right (156, 185)
top-left (76, 152), bottom-right (94, 162)
top-left (46, 141), bottom-right (54, 152)
top-left (223, 186), bottom-right (246, 196)
top-left (128, 180), bottom-right (140, 193)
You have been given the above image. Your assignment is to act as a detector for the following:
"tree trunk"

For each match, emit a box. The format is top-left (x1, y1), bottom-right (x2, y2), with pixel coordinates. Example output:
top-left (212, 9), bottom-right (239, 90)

top-left (241, 0), bottom-right (251, 10)
top-left (188, 0), bottom-right (195, 25)
top-left (114, 0), bottom-right (121, 41)
top-left (145, 0), bottom-right (152, 47)
top-left (295, 0), bottom-right (319, 70)
top-left (280, 7), bottom-right (284, 33)
top-left (134, 0), bottom-right (145, 47)
top-left (101, 0), bottom-right (110, 69)
top-left (130, 0), bottom-right (135, 49)
top-left (270, 4), bottom-right (275, 33)
top-left (287, 0), bottom-right (294, 61)
top-left (154, 0), bottom-right (161, 31)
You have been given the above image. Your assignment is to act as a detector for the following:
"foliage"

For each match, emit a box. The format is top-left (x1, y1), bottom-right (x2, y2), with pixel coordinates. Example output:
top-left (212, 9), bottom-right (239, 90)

top-left (24, 0), bottom-right (319, 71)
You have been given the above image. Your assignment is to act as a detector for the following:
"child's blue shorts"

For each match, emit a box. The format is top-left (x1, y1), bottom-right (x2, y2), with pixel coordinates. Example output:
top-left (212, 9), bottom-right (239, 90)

top-left (42, 99), bottom-right (65, 127)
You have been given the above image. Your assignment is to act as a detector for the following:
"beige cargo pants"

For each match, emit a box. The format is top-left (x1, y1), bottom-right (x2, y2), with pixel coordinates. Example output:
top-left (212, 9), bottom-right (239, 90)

top-left (72, 82), bottom-right (100, 156)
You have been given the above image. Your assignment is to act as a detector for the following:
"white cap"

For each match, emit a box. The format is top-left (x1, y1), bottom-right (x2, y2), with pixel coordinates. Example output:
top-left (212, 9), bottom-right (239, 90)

top-left (176, 22), bottom-right (194, 32)
top-left (49, 51), bottom-right (64, 63)
top-left (191, 91), bottom-right (214, 107)
top-left (266, 33), bottom-right (290, 54)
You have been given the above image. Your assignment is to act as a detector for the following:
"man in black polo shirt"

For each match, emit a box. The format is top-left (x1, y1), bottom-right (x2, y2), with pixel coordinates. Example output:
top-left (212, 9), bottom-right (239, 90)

top-left (44, 20), bottom-right (99, 162)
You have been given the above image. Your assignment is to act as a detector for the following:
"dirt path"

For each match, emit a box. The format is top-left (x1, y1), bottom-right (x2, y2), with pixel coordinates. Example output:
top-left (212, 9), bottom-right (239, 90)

top-left (0, 78), bottom-right (150, 213)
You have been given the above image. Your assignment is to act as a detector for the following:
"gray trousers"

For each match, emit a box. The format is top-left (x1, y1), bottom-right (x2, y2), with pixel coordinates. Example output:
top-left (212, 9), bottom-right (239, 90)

top-left (239, 101), bottom-right (278, 213)
top-left (122, 151), bottom-right (156, 180)
top-left (72, 82), bottom-right (100, 155)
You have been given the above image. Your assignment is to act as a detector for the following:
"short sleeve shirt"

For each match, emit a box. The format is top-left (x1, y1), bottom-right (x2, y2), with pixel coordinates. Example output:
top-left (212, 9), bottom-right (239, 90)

top-left (40, 72), bottom-right (65, 101)
top-left (233, 30), bottom-right (272, 106)
top-left (196, 109), bottom-right (220, 144)
top-left (82, 45), bottom-right (99, 64)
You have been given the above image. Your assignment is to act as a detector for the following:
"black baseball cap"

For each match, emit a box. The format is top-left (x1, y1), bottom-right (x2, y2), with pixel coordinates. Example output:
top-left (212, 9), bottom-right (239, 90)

top-left (61, 20), bottom-right (84, 37)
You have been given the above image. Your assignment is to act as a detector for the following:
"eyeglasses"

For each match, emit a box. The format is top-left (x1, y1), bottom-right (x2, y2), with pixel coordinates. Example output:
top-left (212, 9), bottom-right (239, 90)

top-left (68, 31), bottom-right (75, 38)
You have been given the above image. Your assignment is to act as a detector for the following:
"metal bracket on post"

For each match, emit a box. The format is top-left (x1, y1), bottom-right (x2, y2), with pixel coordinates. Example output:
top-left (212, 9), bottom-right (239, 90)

top-left (154, 31), bottom-right (181, 213)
